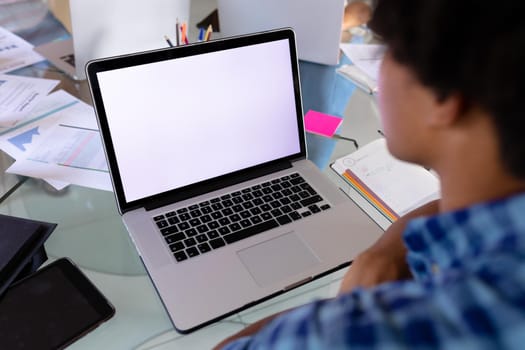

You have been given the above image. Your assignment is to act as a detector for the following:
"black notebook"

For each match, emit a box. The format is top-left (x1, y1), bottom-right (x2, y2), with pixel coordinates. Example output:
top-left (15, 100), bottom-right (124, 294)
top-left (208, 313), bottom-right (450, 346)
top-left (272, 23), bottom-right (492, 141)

top-left (0, 215), bottom-right (56, 297)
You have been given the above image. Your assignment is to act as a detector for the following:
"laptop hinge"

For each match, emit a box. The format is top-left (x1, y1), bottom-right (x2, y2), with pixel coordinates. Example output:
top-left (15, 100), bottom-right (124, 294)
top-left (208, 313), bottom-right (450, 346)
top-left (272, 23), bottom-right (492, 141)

top-left (144, 160), bottom-right (293, 211)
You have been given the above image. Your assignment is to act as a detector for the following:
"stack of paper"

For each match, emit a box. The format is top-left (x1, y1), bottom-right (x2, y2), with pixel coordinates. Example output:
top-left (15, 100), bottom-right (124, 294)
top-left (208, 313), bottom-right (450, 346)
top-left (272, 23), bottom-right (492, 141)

top-left (331, 138), bottom-right (440, 221)
top-left (0, 90), bottom-right (112, 191)
top-left (0, 26), bottom-right (112, 192)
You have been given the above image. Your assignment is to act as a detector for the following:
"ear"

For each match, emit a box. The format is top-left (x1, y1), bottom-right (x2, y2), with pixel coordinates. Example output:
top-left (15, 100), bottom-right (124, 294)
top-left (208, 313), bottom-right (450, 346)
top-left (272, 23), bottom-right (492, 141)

top-left (426, 92), bottom-right (465, 128)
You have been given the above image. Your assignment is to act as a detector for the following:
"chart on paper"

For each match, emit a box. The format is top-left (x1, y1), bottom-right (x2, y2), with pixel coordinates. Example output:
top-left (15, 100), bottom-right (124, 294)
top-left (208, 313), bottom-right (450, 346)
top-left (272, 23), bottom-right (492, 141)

top-left (28, 124), bottom-right (108, 172)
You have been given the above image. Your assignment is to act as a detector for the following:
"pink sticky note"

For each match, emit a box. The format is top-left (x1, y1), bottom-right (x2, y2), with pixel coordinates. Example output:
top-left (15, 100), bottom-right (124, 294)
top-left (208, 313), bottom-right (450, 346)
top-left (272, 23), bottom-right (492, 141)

top-left (304, 110), bottom-right (343, 137)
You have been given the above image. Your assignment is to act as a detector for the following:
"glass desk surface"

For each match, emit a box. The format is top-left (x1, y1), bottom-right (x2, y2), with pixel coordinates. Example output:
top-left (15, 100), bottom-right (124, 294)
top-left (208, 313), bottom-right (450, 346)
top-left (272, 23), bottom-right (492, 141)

top-left (0, 1), bottom-right (390, 348)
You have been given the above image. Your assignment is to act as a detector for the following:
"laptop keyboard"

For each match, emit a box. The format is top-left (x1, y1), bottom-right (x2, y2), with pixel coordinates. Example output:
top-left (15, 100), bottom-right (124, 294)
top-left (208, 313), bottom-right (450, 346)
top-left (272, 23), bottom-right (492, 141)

top-left (152, 173), bottom-right (331, 262)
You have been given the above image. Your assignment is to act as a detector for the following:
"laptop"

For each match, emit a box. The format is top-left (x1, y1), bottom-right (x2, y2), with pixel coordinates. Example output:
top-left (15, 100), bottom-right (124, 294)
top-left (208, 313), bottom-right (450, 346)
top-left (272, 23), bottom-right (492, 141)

top-left (86, 28), bottom-right (382, 333)
top-left (218, 0), bottom-right (345, 65)
top-left (69, 0), bottom-right (190, 80)
top-left (34, 39), bottom-right (77, 80)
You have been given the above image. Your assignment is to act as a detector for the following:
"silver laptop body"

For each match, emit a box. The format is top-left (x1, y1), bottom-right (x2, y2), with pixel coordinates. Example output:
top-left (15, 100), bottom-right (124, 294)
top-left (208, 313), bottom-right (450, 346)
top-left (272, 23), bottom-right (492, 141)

top-left (86, 29), bottom-right (382, 333)
top-left (218, 0), bottom-right (345, 65)
top-left (34, 39), bottom-right (78, 80)
top-left (70, 0), bottom-right (190, 80)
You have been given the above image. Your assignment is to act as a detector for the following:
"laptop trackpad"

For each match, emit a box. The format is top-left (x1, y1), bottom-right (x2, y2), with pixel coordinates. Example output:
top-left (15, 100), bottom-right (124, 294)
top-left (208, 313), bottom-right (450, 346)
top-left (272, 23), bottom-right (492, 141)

top-left (237, 232), bottom-right (320, 287)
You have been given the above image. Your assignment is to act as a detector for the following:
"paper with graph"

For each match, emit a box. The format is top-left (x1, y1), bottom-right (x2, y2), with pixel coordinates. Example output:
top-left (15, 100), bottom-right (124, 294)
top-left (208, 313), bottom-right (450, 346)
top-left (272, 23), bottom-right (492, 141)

top-left (7, 123), bottom-right (111, 191)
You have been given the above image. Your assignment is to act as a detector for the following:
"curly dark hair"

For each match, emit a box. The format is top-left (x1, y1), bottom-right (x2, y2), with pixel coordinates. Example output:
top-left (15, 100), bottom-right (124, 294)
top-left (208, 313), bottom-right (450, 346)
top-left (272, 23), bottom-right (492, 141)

top-left (369, 0), bottom-right (525, 179)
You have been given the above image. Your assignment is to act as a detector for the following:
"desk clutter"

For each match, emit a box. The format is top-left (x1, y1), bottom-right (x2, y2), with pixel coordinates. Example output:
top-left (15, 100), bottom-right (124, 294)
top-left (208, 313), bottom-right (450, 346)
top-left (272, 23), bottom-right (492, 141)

top-left (0, 26), bottom-right (112, 191)
top-left (165, 21), bottom-right (213, 47)
top-left (304, 108), bottom-right (440, 221)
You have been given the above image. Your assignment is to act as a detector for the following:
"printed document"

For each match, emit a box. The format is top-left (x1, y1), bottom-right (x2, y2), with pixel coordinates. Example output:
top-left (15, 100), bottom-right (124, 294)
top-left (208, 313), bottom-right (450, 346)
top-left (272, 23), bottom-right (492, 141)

top-left (7, 124), bottom-right (111, 191)
top-left (0, 74), bottom-right (59, 127)
top-left (0, 90), bottom-right (94, 160)
top-left (0, 90), bottom-right (109, 191)
top-left (0, 26), bottom-right (44, 73)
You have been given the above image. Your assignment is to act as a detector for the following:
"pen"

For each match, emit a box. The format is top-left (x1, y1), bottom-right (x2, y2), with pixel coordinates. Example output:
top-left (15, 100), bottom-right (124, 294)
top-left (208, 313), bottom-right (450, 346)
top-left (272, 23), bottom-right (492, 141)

top-left (204, 24), bottom-right (213, 41)
top-left (164, 35), bottom-right (174, 47)
top-left (332, 134), bottom-right (359, 149)
top-left (198, 27), bottom-right (204, 42)
top-left (175, 18), bottom-right (180, 46)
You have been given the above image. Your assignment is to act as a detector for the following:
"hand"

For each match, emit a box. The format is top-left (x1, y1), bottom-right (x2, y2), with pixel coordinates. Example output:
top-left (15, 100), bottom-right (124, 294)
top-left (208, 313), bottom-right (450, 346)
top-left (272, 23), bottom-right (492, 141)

top-left (342, 1), bottom-right (372, 30)
top-left (338, 200), bottom-right (440, 295)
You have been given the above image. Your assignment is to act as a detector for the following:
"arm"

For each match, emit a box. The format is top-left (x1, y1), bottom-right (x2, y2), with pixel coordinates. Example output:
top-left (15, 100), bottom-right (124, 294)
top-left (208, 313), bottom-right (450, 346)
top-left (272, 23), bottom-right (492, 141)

top-left (215, 262), bottom-right (515, 349)
top-left (338, 199), bottom-right (440, 294)
top-left (215, 200), bottom-right (441, 349)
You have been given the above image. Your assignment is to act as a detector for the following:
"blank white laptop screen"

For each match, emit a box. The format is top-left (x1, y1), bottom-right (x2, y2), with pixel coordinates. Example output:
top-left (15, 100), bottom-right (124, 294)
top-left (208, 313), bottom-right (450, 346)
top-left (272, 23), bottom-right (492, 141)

top-left (96, 39), bottom-right (301, 203)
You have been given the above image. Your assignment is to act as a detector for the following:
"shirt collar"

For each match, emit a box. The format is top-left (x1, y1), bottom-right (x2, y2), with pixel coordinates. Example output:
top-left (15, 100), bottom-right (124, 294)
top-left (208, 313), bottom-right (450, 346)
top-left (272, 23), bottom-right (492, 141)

top-left (403, 192), bottom-right (525, 279)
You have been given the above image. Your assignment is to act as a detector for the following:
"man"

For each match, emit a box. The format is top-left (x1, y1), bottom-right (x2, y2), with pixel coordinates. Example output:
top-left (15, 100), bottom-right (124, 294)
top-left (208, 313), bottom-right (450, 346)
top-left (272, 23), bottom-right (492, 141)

top-left (215, 0), bottom-right (525, 348)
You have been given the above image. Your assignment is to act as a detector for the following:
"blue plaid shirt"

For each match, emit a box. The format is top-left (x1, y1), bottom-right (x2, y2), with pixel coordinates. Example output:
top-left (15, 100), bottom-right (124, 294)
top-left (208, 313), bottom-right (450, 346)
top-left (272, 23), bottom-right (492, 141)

top-left (223, 192), bottom-right (525, 349)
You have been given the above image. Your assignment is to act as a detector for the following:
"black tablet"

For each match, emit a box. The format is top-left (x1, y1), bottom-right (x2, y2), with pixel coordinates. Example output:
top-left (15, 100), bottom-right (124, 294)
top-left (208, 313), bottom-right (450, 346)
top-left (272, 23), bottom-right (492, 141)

top-left (0, 258), bottom-right (115, 349)
top-left (0, 214), bottom-right (57, 296)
